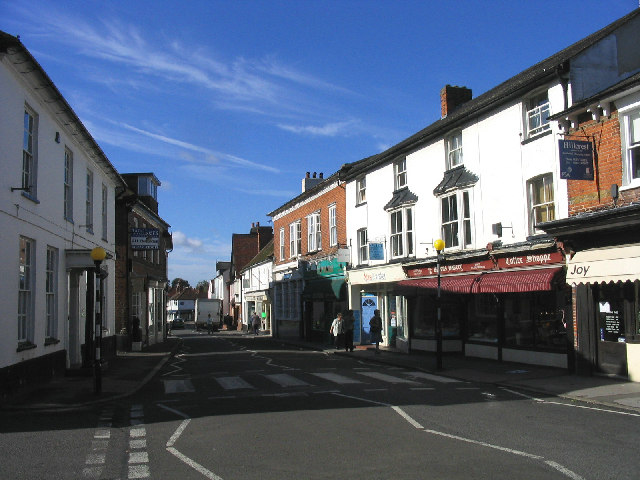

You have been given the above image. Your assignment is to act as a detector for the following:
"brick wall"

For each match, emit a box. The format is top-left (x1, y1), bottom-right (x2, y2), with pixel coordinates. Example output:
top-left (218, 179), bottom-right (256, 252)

top-left (566, 110), bottom-right (640, 215)
top-left (273, 183), bottom-right (346, 265)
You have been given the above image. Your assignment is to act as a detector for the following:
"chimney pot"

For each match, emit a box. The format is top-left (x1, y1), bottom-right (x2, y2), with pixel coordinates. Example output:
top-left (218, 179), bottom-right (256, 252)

top-left (441, 85), bottom-right (472, 118)
top-left (306, 172), bottom-right (310, 178)
top-left (313, 172), bottom-right (317, 178)
top-left (319, 172), bottom-right (323, 179)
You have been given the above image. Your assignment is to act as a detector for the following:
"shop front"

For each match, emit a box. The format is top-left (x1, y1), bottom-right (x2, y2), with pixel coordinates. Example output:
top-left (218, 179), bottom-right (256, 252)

top-left (567, 243), bottom-right (640, 379)
top-left (346, 264), bottom-right (409, 351)
top-left (400, 246), bottom-right (570, 368)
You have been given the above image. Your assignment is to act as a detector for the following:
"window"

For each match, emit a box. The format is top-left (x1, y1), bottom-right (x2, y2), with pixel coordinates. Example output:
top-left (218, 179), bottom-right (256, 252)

top-left (329, 204), bottom-right (337, 246)
top-left (527, 174), bottom-right (555, 234)
top-left (623, 110), bottom-right (640, 185)
top-left (86, 170), bottom-right (94, 233)
top-left (394, 158), bottom-right (407, 190)
top-left (46, 247), bottom-right (58, 339)
top-left (358, 228), bottom-right (368, 264)
top-left (279, 228), bottom-right (285, 261)
top-left (18, 236), bottom-right (34, 343)
top-left (22, 106), bottom-right (38, 196)
top-left (101, 184), bottom-right (108, 241)
top-left (289, 221), bottom-right (301, 257)
top-left (441, 190), bottom-right (472, 249)
top-left (138, 175), bottom-right (158, 200)
top-left (446, 132), bottom-right (463, 169)
top-left (356, 177), bottom-right (366, 204)
top-left (307, 211), bottom-right (321, 252)
top-left (526, 93), bottom-right (551, 138)
top-left (64, 148), bottom-right (73, 221)
top-left (390, 207), bottom-right (414, 258)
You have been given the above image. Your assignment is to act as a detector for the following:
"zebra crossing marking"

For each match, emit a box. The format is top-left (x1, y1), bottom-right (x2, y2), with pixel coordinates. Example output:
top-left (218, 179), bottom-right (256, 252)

top-left (357, 371), bottom-right (419, 384)
top-left (264, 373), bottom-right (312, 387)
top-left (405, 371), bottom-right (462, 383)
top-left (310, 372), bottom-right (365, 384)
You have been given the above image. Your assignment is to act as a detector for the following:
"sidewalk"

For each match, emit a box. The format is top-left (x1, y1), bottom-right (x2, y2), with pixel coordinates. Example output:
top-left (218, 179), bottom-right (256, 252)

top-left (3, 333), bottom-right (640, 414)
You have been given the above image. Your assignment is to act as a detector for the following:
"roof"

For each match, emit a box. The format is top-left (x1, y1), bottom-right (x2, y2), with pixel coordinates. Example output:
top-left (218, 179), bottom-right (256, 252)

top-left (267, 172), bottom-right (340, 217)
top-left (0, 31), bottom-right (126, 191)
top-left (383, 187), bottom-right (419, 211)
top-left (433, 166), bottom-right (479, 196)
top-left (339, 8), bottom-right (640, 181)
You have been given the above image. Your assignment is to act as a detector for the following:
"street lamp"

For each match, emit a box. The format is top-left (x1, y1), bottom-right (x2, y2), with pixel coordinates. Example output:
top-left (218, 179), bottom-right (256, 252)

top-left (433, 239), bottom-right (445, 370)
top-left (90, 246), bottom-right (106, 394)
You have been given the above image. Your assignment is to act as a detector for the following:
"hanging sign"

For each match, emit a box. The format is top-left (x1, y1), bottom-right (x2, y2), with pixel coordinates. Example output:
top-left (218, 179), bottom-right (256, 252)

top-left (369, 243), bottom-right (384, 260)
top-left (559, 140), bottom-right (594, 180)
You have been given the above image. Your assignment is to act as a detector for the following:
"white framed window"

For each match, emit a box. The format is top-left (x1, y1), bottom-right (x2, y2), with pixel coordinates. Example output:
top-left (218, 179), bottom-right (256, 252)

top-left (394, 158), bottom-right (407, 190)
top-left (329, 204), bottom-right (337, 246)
top-left (526, 93), bottom-right (551, 138)
top-left (623, 109), bottom-right (640, 185)
top-left (527, 174), bottom-right (555, 234)
top-left (441, 190), bottom-right (472, 249)
top-left (390, 206), bottom-right (414, 258)
top-left (64, 148), bottom-right (73, 221)
top-left (446, 132), bottom-right (463, 169)
top-left (46, 246), bottom-right (58, 339)
top-left (289, 221), bottom-right (301, 257)
top-left (358, 228), bottom-right (368, 264)
top-left (356, 177), bottom-right (366, 204)
top-left (307, 211), bottom-right (322, 252)
top-left (22, 105), bottom-right (38, 197)
top-left (18, 236), bottom-right (34, 343)
top-left (279, 228), bottom-right (285, 261)
top-left (101, 184), bottom-right (108, 241)
top-left (132, 291), bottom-right (142, 322)
top-left (86, 169), bottom-right (94, 233)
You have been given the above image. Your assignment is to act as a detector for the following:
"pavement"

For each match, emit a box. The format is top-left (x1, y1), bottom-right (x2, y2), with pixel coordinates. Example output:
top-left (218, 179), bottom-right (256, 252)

top-left (3, 331), bottom-right (640, 414)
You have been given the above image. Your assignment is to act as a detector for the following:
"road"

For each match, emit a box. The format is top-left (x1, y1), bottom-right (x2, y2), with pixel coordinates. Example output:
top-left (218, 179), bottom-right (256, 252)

top-left (1, 330), bottom-right (639, 479)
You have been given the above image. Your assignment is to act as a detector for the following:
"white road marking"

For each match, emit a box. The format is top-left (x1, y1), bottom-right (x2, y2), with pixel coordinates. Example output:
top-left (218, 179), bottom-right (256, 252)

top-left (405, 371), bottom-right (462, 383)
top-left (128, 464), bottom-right (150, 479)
top-left (167, 447), bottom-right (224, 480)
top-left (215, 376), bottom-right (255, 390)
top-left (167, 419), bottom-right (191, 447)
top-left (311, 372), bottom-right (364, 384)
top-left (264, 373), bottom-right (312, 387)
top-left (357, 371), bottom-right (419, 384)
top-left (128, 451), bottom-right (149, 464)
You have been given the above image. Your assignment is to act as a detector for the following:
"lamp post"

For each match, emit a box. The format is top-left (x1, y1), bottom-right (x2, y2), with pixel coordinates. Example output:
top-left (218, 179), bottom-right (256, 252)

top-left (90, 246), bottom-right (106, 394)
top-left (433, 239), bottom-right (445, 370)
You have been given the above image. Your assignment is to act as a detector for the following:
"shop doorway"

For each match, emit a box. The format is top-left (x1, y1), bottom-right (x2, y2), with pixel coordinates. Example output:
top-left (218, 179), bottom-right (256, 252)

top-left (361, 294), bottom-right (378, 344)
top-left (596, 284), bottom-right (628, 376)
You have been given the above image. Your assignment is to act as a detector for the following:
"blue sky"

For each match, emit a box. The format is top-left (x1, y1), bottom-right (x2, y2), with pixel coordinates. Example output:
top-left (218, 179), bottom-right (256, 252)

top-left (2, 0), bottom-right (636, 285)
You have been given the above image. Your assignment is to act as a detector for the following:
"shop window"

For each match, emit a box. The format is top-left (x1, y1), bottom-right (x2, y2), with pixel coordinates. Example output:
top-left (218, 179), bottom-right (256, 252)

top-left (467, 294), bottom-right (498, 343)
top-left (411, 294), bottom-right (462, 339)
top-left (503, 292), bottom-right (566, 349)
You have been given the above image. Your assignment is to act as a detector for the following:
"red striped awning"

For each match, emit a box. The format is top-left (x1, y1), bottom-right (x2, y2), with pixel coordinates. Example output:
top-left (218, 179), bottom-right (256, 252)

top-left (398, 274), bottom-right (480, 294)
top-left (472, 267), bottom-right (563, 293)
top-left (398, 267), bottom-right (563, 294)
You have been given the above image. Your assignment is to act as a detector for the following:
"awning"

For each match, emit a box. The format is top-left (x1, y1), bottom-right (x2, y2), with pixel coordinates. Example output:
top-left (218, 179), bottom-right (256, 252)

top-left (398, 274), bottom-right (480, 294)
top-left (398, 267), bottom-right (563, 294)
top-left (473, 267), bottom-right (563, 293)
top-left (567, 244), bottom-right (640, 284)
top-left (302, 278), bottom-right (346, 301)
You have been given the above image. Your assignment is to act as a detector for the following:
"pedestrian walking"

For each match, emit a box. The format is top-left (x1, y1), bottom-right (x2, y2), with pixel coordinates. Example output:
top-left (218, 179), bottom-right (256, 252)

top-left (343, 310), bottom-right (355, 352)
top-left (330, 312), bottom-right (344, 349)
top-left (252, 312), bottom-right (260, 334)
top-left (206, 313), bottom-right (214, 334)
top-left (369, 309), bottom-right (383, 353)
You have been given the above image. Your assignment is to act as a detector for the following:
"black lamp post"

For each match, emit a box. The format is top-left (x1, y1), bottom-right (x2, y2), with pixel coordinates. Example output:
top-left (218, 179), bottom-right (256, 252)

top-left (90, 246), bottom-right (106, 394)
top-left (434, 239), bottom-right (445, 370)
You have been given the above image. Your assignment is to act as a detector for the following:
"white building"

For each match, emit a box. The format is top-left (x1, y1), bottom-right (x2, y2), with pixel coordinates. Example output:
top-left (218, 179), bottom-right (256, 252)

top-left (240, 240), bottom-right (274, 332)
top-left (339, 16), bottom-right (635, 368)
top-left (0, 31), bottom-right (126, 393)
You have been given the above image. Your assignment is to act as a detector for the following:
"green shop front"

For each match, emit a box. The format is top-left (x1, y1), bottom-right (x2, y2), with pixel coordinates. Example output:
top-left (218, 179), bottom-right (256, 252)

top-left (302, 257), bottom-right (347, 343)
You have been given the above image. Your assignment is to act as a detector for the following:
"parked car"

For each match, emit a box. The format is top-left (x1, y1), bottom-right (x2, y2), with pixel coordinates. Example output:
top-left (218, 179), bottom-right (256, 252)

top-left (171, 318), bottom-right (185, 329)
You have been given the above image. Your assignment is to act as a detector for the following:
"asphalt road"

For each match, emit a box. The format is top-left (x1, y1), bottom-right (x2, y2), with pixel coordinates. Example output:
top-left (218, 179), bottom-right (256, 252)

top-left (1, 331), bottom-right (639, 479)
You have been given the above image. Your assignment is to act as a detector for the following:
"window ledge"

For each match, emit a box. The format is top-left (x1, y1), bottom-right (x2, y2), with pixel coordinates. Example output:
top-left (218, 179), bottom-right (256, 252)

top-left (521, 129), bottom-right (552, 145)
top-left (17, 341), bottom-right (37, 352)
top-left (355, 201), bottom-right (367, 208)
top-left (21, 191), bottom-right (40, 204)
top-left (44, 337), bottom-right (60, 346)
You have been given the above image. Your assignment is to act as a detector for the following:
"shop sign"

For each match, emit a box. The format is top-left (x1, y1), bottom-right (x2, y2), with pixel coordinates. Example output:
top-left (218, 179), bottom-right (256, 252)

top-left (406, 259), bottom-right (493, 278)
top-left (316, 258), bottom-right (346, 277)
top-left (559, 140), bottom-right (594, 180)
top-left (369, 243), bottom-right (384, 260)
top-left (496, 251), bottom-right (563, 269)
top-left (131, 228), bottom-right (159, 249)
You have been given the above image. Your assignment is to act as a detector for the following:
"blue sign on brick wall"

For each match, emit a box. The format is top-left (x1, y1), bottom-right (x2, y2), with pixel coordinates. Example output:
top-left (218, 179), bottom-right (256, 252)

top-left (559, 140), bottom-right (594, 181)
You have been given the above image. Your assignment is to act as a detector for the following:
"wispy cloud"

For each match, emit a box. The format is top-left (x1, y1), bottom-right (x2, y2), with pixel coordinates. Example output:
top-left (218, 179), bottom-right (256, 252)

top-left (172, 231), bottom-right (204, 252)
top-left (277, 120), bottom-right (360, 137)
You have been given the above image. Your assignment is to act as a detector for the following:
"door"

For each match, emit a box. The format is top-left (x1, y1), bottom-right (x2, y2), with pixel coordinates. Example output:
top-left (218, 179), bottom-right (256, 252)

top-left (361, 294), bottom-right (378, 344)
top-left (596, 284), bottom-right (628, 376)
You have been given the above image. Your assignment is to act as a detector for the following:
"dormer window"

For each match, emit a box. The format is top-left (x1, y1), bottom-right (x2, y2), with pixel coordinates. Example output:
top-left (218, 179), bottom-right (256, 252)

top-left (446, 132), bottom-right (463, 169)
top-left (138, 175), bottom-right (159, 200)
top-left (394, 158), bottom-right (407, 190)
top-left (526, 93), bottom-right (551, 138)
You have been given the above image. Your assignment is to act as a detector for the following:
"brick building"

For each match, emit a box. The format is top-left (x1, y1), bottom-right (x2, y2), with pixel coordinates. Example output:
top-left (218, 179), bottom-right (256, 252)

top-left (541, 10), bottom-right (640, 379)
top-left (115, 173), bottom-right (172, 350)
top-left (268, 172), bottom-right (349, 341)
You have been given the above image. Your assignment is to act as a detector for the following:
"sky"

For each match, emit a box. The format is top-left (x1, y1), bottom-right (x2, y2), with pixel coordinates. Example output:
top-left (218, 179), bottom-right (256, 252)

top-left (2, 0), bottom-right (637, 285)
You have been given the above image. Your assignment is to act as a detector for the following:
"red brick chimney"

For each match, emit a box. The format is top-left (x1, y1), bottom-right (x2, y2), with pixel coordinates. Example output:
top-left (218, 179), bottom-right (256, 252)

top-left (441, 85), bottom-right (472, 118)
